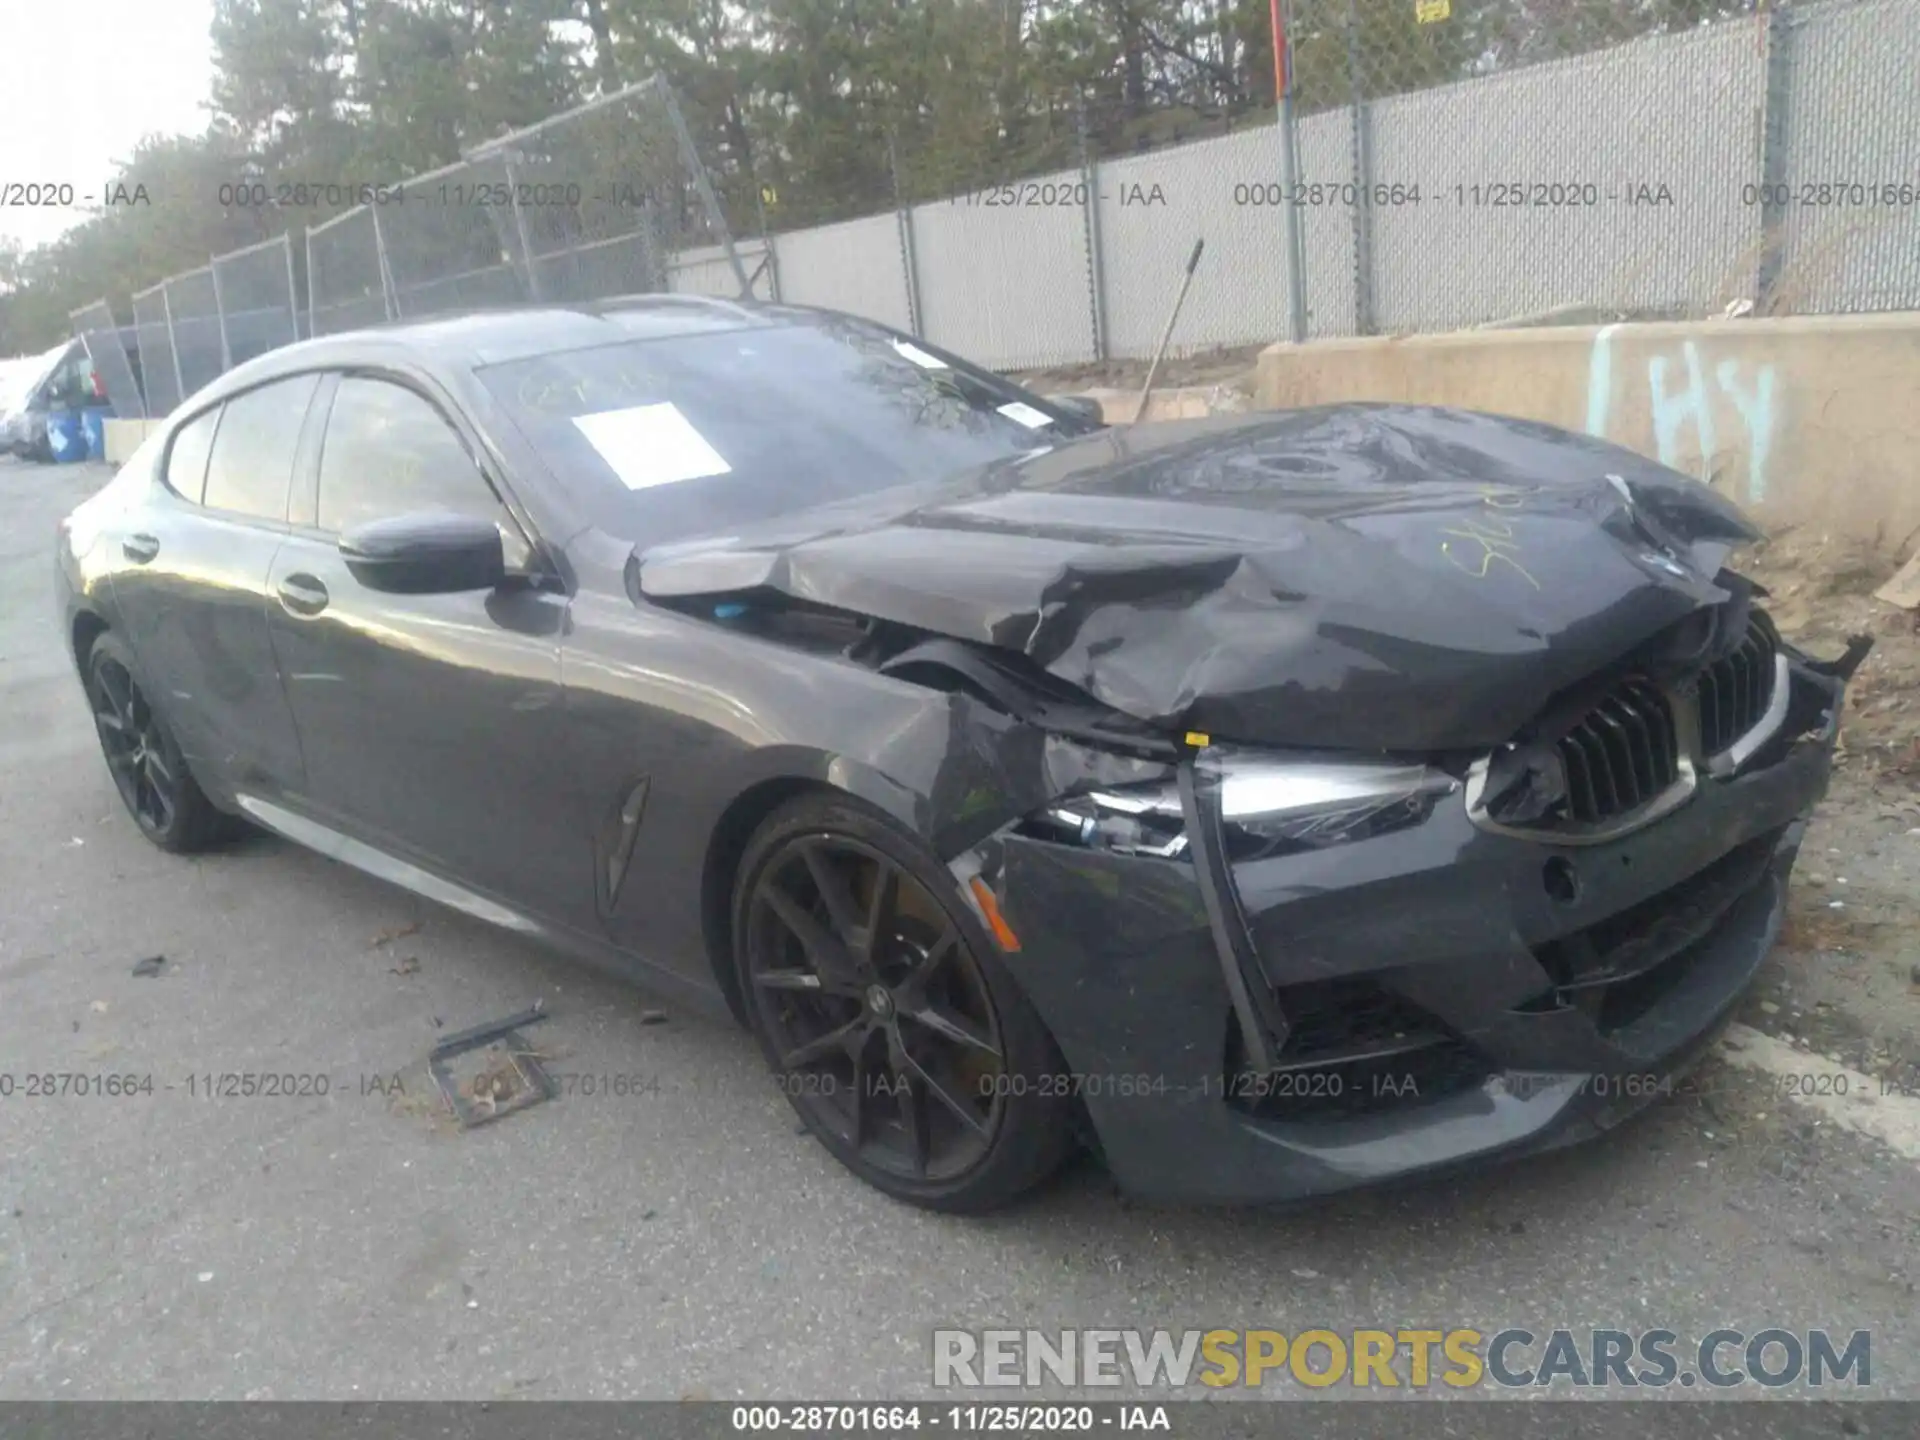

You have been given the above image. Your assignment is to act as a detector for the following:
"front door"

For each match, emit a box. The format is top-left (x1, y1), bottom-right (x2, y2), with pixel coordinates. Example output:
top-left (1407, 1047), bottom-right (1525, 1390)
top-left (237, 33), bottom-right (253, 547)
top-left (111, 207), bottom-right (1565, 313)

top-left (264, 373), bottom-right (589, 925)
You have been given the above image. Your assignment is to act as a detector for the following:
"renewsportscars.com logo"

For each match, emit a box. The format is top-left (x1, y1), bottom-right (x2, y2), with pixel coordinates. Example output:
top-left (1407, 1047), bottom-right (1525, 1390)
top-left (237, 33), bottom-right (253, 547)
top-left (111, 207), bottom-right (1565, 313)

top-left (932, 1328), bottom-right (1872, 1391)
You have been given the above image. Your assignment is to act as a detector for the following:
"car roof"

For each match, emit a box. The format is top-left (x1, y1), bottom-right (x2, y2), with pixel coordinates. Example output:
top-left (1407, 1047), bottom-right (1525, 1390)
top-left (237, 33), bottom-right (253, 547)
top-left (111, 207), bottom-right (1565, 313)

top-left (242, 294), bottom-right (824, 378)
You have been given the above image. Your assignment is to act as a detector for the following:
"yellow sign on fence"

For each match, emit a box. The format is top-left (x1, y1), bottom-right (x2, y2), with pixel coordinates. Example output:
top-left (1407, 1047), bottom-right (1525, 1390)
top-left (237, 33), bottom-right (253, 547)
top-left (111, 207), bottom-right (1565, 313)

top-left (1416, 0), bottom-right (1451, 22)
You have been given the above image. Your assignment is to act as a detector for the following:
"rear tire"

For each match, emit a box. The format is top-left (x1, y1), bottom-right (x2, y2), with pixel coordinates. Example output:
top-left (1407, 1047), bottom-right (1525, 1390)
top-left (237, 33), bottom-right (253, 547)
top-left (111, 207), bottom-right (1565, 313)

top-left (85, 632), bottom-right (232, 854)
top-left (732, 792), bottom-right (1074, 1212)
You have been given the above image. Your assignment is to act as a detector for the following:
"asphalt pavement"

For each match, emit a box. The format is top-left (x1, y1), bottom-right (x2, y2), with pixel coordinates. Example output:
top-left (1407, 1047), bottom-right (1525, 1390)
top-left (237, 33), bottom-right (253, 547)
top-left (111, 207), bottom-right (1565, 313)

top-left (2, 455), bottom-right (1915, 1410)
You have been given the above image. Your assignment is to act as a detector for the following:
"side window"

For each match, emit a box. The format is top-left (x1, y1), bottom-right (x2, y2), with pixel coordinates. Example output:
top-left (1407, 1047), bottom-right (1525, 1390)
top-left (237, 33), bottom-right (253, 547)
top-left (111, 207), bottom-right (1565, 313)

top-left (316, 378), bottom-right (525, 558)
top-left (50, 352), bottom-right (89, 408)
top-left (164, 408), bottom-right (221, 503)
top-left (202, 374), bottom-right (320, 521)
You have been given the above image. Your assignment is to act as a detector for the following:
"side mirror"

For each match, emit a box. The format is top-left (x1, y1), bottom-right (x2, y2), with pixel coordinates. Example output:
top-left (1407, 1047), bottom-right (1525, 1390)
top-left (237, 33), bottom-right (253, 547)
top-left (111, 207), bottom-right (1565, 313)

top-left (339, 511), bottom-right (506, 595)
top-left (1051, 393), bottom-right (1107, 424)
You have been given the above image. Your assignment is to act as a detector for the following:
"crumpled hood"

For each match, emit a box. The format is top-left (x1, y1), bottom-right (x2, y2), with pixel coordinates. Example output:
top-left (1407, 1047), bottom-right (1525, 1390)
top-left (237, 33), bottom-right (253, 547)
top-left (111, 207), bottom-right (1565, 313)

top-left (636, 403), bottom-right (1763, 752)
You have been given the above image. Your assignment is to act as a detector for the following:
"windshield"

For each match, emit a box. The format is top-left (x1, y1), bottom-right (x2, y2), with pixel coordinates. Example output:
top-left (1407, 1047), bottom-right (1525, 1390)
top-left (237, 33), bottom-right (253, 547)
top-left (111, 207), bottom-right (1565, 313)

top-left (477, 313), bottom-right (1101, 545)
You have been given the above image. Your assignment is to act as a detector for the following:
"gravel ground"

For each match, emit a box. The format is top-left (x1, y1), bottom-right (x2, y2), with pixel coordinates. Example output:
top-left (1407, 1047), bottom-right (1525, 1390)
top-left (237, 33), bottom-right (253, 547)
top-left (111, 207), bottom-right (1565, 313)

top-left (1, 455), bottom-right (1916, 1408)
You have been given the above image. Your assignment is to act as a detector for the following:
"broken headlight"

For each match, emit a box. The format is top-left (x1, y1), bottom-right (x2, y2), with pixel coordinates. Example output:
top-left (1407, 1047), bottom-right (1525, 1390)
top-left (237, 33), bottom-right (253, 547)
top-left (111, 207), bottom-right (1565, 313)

top-left (1018, 754), bottom-right (1458, 862)
top-left (1212, 756), bottom-right (1457, 862)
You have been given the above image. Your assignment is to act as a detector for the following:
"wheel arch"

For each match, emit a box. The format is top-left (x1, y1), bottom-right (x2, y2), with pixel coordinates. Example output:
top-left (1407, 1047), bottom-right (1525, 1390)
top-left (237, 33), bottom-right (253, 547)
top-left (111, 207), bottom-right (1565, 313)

top-left (700, 776), bottom-right (824, 1026)
top-left (71, 608), bottom-right (111, 676)
top-left (695, 753), bottom-right (936, 1027)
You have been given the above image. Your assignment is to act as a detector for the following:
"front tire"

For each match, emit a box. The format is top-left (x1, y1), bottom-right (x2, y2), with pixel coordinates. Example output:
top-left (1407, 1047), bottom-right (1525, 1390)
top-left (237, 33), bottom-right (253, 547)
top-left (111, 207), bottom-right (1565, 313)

top-left (85, 632), bottom-right (231, 853)
top-left (732, 793), bottom-right (1074, 1212)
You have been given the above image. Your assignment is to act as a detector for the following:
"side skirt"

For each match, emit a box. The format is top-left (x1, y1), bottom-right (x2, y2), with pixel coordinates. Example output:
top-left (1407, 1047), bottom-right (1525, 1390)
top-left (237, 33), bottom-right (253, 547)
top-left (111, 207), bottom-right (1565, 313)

top-left (234, 793), bottom-right (736, 1023)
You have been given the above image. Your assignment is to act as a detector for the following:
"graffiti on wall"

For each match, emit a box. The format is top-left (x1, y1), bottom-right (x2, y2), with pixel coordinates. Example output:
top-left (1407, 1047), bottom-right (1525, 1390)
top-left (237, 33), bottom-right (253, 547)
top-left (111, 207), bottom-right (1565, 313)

top-left (1584, 324), bottom-right (1780, 504)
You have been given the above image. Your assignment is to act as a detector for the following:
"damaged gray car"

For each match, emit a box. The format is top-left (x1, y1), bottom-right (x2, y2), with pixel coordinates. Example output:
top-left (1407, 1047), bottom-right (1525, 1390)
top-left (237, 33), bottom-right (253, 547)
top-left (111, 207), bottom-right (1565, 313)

top-left (54, 296), bottom-right (1870, 1211)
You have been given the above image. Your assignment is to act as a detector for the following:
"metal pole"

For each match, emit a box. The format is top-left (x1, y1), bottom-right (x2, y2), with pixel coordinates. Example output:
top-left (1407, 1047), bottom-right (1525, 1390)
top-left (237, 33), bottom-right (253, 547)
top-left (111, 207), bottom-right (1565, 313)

top-left (888, 133), bottom-right (926, 338)
top-left (1137, 239), bottom-right (1206, 422)
top-left (1343, 0), bottom-right (1375, 336)
top-left (160, 283), bottom-right (185, 406)
top-left (737, 122), bottom-right (780, 301)
top-left (635, 196), bottom-right (669, 293)
top-left (285, 233), bottom-right (303, 341)
top-left (369, 205), bottom-right (399, 320)
top-left (500, 152), bottom-right (544, 302)
top-left (1755, 3), bottom-right (1796, 312)
top-left (467, 73), bottom-right (666, 161)
top-left (120, 300), bottom-right (150, 418)
top-left (659, 78), bottom-right (751, 294)
top-left (304, 229), bottom-right (319, 338)
top-left (748, 169), bottom-right (778, 301)
top-left (1077, 93), bottom-right (1109, 361)
top-left (752, 237), bottom-right (775, 305)
top-left (1272, 0), bottom-right (1308, 342)
top-left (208, 256), bottom-right (233, 372)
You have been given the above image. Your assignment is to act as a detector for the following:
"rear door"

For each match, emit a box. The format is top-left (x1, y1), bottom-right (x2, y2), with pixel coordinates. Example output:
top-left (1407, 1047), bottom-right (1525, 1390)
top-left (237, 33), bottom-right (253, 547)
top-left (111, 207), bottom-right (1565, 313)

top-left (264, 373), bottom-right (587, 923)
top-left (110, 375), bottom-right (322, 805)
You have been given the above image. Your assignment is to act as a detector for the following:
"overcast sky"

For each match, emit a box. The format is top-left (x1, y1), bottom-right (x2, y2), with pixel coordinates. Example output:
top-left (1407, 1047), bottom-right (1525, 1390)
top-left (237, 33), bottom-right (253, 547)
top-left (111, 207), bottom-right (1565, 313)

top-left (0, 0), bottom-right (215, 251)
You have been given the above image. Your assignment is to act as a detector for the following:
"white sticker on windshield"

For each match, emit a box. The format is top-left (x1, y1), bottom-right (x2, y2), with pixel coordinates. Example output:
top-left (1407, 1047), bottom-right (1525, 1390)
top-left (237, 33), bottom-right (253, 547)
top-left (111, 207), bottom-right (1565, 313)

top-left (997, 401), bottom-right (1054, 429)
top-left (891, 340), bottom-right (948, 370)
top-left (572, 403), bottom-right (732, 491)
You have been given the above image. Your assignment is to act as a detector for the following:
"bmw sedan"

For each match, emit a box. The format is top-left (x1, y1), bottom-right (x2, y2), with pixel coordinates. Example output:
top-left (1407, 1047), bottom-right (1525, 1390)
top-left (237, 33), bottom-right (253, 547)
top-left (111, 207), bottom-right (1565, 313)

top-left (54, 296), bottom-right (1869, 1211)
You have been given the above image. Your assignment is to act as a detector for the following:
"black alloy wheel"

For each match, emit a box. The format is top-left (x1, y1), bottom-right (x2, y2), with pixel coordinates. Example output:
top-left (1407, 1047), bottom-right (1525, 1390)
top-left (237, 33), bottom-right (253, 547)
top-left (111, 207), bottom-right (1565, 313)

top-left (734, 794), bottom-right (1073, 1211)
top-left (86, 633), bottom-right (230, 852)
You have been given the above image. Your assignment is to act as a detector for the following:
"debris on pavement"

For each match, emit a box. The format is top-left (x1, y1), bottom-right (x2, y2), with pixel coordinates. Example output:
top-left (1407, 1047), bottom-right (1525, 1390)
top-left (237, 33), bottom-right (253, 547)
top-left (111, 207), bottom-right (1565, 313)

top-left (130, 955), bottom-right (166, 978)
top-left (370, 921), bottom-right (421, 949)
top-left (1874, 549), bottom-right (1920, 610)
top-left (638, 1009), bottom-right (669, 1025)
top-left (426, 1004), bottom-right (556, 1129)
top-left (463, 1048), bottom-right (540, 1117)
top-left (388, 955), bottom-right (420, 976)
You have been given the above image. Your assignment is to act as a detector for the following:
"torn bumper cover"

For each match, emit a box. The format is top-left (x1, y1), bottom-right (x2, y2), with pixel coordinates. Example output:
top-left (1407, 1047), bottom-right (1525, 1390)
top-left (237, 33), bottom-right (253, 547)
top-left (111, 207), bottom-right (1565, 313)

top-left (957, 645), bottom-right (1857, 1205)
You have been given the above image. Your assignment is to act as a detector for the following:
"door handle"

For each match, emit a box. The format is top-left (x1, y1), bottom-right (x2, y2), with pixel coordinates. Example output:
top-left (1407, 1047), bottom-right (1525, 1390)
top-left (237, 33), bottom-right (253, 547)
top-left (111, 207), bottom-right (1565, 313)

top-left (276, 573), bottom-right (330, 617)
top-left (121, 533), bottom-right (159, 564)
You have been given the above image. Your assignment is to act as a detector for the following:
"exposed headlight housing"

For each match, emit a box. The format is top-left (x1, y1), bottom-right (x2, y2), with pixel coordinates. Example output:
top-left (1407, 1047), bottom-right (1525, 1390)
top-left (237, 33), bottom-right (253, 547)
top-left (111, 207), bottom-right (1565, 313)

top-left (1019, 750), bottom-right (1458, 862)
top-left (1024, 787), bottom-right (1192, 858)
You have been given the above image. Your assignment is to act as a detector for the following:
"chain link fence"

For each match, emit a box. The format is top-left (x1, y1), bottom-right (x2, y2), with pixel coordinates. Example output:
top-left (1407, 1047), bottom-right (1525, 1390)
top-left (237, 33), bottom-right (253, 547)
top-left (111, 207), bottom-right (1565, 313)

top-left (306, 205), bottom-right (391, 338)
top-left (129, 282), bottom-right (181, 417)
top-left (69, 299), bottom-right (145, 420)
top-left (1769, 0), bottom-right (1920, 314)
top-left (79, 77), bottom-right (750, 415)
top-left (72, 9), bottom-right (1920, 411)
top-left (163, 266), bottom-right (226, 400)
top-left (466, 76), bottom-right (748, 306)
top-left (381, 154), bottom-right (531, 318)
top-left (1282, 0), bottom-right (1773, 334)
top-left (727, 0), bottom-right (1917, 361)
top-left (209, 234), bottom-right (302, 365)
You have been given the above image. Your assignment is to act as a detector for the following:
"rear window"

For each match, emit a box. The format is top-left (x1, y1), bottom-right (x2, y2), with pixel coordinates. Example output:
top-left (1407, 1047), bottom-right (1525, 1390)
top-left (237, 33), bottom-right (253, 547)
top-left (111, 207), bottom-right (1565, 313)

top-left (201, 374), bottom-right (319, 521)
top-left (165, 409), bottom-right (220, 503)
top-left (476, 314), bottom-right (1099, 546)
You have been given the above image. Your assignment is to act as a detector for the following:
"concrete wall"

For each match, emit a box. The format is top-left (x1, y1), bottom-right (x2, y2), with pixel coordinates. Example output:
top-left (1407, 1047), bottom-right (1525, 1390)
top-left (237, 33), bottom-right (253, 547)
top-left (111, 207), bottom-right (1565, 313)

top-left (103, 418), bottom-right (163, 465)
top-left (1256, 313), bottom-right (1920, 549)
top-left (1065, 386), bottom-right (1248, 425)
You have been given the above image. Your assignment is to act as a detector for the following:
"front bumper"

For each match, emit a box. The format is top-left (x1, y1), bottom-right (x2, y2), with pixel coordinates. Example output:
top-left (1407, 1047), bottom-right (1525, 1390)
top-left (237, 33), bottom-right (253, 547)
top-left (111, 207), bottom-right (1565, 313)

top-left (980, 659), bottom-right (1844, 1205)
